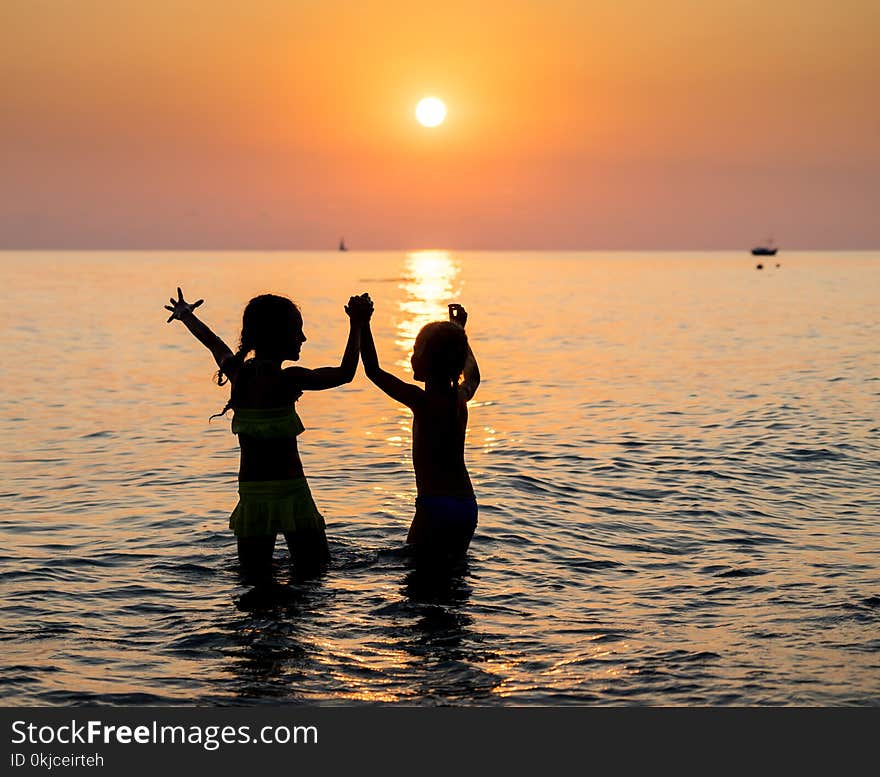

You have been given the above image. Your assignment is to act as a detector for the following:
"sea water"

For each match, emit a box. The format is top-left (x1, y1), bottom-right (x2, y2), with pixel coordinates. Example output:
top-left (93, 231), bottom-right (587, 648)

top-left (0, 250), bottom-right (877, 705)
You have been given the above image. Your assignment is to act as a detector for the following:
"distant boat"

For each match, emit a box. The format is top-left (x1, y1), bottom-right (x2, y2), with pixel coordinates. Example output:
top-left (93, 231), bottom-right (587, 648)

top-left (751, 238), bottom-right (777, 256)
top-left (338, 237), bottom-right (348, 252)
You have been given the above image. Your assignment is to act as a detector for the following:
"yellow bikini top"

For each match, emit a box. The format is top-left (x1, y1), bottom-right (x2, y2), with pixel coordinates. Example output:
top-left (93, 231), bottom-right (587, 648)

top-left (231, 407), bottom-right (305, 438)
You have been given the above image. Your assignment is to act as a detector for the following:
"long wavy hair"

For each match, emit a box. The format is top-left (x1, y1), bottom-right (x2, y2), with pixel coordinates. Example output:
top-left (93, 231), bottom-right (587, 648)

top-left (211, 294), bottom-right (302, 419)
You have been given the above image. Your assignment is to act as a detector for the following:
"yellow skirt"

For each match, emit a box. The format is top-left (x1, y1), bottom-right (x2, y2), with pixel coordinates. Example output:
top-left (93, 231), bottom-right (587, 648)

top-left (229, 478), bottom-right (325, 538)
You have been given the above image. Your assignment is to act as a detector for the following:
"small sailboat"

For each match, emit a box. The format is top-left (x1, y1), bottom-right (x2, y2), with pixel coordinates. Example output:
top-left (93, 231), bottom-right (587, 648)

top-left (338, 237), bottom-right (348, 252)
top-left (751, 237), bottom-right (777, 256)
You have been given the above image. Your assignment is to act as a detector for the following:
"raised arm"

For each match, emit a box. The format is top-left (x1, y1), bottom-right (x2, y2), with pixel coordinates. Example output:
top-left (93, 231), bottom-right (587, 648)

top-left (461, 341), bottom-right (480, 401)
top-left (165, 288), bottom-right (234, 371)
top-left (283, 295), bottom-right (366, 391)
top-left (449, 304), bottom-right (480, 400)
top-left (360, 304), bottom-right (424, 410)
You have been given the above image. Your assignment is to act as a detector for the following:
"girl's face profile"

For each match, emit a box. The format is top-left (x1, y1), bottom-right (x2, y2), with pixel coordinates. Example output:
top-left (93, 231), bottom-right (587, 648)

top-left (287, 311), bottom-right (306, 360)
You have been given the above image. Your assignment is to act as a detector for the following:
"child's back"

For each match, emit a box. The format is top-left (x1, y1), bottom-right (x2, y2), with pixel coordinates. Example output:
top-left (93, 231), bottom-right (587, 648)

top-left (411, 384), bottom-right (472, 498)
top-left (228, 360), bottom-right (306, 483)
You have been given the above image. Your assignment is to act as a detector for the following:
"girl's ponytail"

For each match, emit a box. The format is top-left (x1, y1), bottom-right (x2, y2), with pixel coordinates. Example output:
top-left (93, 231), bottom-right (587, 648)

top-left (210, 343), bottom-right (249, 421)
top-left (216, 344), bottom-right (249, 387)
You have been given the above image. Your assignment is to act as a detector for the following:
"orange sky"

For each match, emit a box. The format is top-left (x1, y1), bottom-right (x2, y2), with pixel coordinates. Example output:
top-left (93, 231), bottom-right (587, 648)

top-left (2, 0), bottom-right (878, 248)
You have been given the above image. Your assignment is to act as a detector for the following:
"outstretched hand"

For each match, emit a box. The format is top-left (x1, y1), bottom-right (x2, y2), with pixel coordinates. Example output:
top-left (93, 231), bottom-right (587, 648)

top-left (345, 292), bottom-right (374, 324)
top-left (165, 287), bottom-right (204, 323)
top-left (448, 303), bottom-right (468, 329)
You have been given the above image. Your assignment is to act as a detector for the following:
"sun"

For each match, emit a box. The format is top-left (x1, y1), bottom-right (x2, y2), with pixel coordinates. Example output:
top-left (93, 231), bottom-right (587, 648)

top-left (415, 97), bottom-right (446, 127)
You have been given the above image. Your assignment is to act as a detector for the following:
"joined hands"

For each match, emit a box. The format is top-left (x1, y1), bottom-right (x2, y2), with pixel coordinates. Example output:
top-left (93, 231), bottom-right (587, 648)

top-left (345, 292), bottom-right (374, 323)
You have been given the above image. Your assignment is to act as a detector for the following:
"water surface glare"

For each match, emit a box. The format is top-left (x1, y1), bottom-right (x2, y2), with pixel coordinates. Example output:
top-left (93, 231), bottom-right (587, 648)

top-left (1, 250), bottom-right (878, 705)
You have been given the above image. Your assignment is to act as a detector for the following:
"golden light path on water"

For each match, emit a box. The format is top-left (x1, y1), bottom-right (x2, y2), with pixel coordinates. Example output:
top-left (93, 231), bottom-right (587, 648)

top-left (391, 250), bottom-right (498, 462)
top-left (329, 250), bottom-right (471, 701)
top-left (394, 250), bottom-right (462, 370)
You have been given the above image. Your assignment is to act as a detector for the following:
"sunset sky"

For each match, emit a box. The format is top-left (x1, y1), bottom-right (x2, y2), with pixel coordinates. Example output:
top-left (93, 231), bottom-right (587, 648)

top-left (2, 1), bottom-right (878, 249)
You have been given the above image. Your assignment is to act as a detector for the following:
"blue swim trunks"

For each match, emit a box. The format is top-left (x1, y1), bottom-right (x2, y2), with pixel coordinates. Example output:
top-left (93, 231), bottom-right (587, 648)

top-left (409, 495), bottom-right (478, 551)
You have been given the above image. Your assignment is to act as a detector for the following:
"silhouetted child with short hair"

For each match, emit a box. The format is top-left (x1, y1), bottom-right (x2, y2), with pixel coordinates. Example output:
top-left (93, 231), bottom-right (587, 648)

top-left (359, 298), bottom-right (481, 558)
top-left (165, 288), bottom-right (373, 584)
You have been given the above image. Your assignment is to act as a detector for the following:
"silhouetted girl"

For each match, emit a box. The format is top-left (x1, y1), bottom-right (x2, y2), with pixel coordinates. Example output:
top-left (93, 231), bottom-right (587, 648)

top-left (165, 288), bottom-right (372, 584)
top-left (359, 299), bottom-right (481, 558)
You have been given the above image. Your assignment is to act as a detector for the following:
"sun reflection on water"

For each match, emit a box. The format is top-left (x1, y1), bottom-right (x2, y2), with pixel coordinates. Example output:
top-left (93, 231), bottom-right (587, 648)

top-left (395, 250), bottom-right (462, 370)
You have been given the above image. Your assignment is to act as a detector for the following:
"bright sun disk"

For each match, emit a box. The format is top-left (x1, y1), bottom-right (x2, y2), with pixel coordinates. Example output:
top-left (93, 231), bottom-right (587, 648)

top-left (416, 97), bottom-right (446, 127)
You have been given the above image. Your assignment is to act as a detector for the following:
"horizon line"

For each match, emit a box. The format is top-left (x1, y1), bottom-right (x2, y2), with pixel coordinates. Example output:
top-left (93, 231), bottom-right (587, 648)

top-left (1, 246), bottom-right (878, 253)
